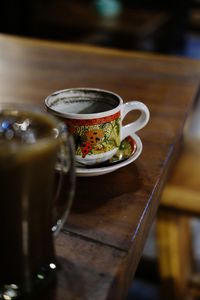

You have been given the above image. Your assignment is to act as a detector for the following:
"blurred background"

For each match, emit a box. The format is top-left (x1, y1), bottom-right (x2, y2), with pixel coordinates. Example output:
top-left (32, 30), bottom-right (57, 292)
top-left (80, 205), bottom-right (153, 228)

top-left (0, 1), bottom-right (200, 300)
top-left (0, 0), bottom-right (199, 58)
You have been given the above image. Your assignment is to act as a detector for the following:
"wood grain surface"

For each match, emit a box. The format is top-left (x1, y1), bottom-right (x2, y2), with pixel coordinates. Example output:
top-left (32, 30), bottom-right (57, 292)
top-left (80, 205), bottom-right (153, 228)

top-left (0, 34), bottom-right (200, 300)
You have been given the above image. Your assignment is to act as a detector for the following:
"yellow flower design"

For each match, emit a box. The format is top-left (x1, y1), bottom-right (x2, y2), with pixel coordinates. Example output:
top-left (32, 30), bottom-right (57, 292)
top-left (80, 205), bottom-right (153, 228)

top-left (85, 129), bottom-right (104, 145)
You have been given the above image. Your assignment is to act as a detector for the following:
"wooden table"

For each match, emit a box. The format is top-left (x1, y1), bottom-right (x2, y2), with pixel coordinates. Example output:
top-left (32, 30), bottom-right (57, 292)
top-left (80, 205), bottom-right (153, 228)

top-left (0, 34), bottom-right (200, 300)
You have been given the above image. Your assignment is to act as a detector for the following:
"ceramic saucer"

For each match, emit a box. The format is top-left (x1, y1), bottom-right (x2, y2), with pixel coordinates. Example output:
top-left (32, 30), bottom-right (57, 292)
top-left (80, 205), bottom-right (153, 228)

top-left (76, 133), bottom-right (142, 177)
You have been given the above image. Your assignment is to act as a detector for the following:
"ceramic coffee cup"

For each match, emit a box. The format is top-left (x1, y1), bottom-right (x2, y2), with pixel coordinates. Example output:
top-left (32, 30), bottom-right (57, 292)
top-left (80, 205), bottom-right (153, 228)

top-left (45, 88), bottom-right (150, 166)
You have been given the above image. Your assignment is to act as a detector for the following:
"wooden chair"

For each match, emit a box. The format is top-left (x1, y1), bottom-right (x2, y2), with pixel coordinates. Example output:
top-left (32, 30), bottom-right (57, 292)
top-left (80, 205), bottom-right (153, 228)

top-left (156, 113), bottom-right (200, 300)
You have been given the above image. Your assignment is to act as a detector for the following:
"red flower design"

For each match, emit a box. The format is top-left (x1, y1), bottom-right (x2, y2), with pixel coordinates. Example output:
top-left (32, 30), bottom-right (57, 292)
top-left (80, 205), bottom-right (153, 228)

top-left (81, 142), bottom-right (93, 158)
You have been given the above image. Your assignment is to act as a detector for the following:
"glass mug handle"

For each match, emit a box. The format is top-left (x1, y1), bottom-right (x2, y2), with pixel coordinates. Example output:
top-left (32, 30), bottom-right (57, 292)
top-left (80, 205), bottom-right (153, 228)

top-left (52, 122), bottom-right (75, 236)
top-left (121, 101), bottom-right (150, 140)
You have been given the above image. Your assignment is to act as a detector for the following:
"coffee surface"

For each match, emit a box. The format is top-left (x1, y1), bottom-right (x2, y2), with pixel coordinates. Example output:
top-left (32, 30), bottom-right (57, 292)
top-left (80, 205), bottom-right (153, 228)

top-left (0, 110), bottom-right (55, 145)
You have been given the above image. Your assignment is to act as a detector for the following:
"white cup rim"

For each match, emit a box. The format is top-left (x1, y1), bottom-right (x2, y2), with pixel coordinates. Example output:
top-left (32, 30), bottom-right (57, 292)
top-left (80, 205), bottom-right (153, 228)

top-left (45, 87), bottom-right (123, 119)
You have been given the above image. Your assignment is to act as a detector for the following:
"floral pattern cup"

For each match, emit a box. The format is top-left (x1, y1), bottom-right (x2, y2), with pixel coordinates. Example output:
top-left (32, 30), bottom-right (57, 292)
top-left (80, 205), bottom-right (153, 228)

top-left (45, 88), bottom-right (150, 166)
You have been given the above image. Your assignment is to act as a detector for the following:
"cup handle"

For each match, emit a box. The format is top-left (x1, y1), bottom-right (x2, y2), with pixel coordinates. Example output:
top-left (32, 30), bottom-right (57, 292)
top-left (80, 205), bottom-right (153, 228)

top-left (121, 101), bottom-right (150, 140)
top-left (52, 123), bottom-right (75, 236)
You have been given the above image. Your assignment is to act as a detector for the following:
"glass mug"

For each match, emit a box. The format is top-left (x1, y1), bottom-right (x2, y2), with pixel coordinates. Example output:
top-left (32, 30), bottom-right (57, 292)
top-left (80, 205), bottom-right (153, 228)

top-left (0, 103), bottom-right (75, 299)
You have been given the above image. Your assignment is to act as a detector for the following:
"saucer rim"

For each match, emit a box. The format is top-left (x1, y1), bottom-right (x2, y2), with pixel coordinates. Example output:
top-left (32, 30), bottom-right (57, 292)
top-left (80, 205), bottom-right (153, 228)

top-left (76, 133), bottom-right (142, 176)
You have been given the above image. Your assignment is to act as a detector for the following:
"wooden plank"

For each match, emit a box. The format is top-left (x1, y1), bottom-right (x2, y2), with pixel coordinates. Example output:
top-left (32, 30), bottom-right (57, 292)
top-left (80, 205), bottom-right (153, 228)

top-left (65, 142), bottom-right (175, 249)
top-left (36, 231), bottom-right (126, 300)
top-left (156, 211), bottom-right (193, 300)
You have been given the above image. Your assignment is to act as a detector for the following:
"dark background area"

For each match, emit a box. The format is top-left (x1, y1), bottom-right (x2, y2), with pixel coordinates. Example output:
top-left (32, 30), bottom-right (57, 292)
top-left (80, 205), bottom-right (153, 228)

top-left (0, 0), bottom-right (199, 58)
